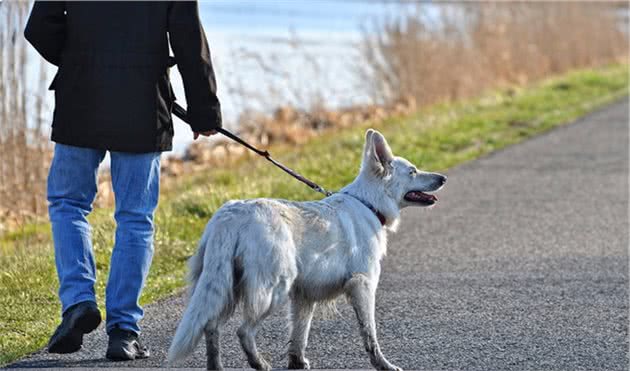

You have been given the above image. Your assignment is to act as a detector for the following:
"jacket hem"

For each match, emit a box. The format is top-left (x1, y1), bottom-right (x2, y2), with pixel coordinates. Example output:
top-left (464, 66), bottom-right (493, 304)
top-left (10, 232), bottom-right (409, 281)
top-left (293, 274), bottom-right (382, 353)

top-left (51, 133), bottom-right (172, 153)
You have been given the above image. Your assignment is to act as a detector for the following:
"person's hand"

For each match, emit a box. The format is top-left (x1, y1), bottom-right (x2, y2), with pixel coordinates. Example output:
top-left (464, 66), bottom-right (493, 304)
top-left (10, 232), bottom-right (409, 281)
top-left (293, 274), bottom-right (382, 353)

top-left (193, 130), bottom-right (218, 140)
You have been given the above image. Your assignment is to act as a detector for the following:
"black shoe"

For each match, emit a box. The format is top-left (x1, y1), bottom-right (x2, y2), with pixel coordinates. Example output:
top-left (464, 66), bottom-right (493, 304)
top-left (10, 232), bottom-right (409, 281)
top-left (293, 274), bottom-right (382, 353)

top-left (106, 328), bottom-right (150, 361)
top-left (47, 301), bottom-right (102, 354)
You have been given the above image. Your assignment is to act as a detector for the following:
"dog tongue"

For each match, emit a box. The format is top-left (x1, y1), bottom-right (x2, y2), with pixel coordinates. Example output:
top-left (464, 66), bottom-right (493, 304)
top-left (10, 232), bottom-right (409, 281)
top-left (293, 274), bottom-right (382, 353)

top-left (406, 191), bottom-right (437, 202)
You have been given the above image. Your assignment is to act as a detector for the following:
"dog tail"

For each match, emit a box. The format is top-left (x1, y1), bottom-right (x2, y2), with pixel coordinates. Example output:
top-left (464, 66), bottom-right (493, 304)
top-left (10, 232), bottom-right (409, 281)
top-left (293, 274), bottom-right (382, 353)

top-left (167, 219), bottom-right (237, 364)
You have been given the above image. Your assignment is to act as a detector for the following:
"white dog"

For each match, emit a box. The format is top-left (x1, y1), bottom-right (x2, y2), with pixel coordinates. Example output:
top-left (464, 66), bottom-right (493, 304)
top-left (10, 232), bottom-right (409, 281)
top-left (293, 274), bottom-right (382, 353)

top-left (167, 129), bottom-right (446, 370)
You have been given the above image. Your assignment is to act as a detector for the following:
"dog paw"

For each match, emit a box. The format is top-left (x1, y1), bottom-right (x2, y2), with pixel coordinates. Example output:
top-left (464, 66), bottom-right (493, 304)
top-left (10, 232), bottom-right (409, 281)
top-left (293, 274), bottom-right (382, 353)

top-left (380, 365), bottom-right (402, 371)
top-left (247, 355), bottom-right (271, 371)
top-left (255, 359), bottom-right (272, 371)
top-left (374, 360), bottom-right (402, 371)
top-left (288, 355), bottom-right (310, 369)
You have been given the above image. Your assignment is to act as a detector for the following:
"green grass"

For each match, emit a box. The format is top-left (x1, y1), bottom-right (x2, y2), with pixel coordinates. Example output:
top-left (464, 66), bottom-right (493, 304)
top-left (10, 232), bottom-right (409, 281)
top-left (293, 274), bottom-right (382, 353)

top-left (0, 64), bottom-right (628, 365)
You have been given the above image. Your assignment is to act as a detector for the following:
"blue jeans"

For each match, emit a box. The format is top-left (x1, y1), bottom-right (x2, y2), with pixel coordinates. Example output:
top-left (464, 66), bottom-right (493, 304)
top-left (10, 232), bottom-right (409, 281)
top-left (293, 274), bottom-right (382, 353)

top-left (47, 143), bottom-right (160, 334)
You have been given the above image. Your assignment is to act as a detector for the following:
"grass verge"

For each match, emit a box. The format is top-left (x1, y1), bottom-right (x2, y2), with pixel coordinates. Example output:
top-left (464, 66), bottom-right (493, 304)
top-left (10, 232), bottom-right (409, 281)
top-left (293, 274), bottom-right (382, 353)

top-left (0, 64), bottom-right (628, 365)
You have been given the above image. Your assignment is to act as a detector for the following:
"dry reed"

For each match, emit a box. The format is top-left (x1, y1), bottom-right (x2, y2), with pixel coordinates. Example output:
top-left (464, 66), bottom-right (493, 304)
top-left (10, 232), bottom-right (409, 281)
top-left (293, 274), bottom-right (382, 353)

top-left (359, 2), bottom-right (628, 106)
top-left (0, 1), bottom-right (50, 232)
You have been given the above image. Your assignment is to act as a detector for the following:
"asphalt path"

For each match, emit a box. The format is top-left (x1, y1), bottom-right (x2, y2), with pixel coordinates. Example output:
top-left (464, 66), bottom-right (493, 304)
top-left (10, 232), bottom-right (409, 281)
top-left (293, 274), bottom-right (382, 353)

top-left (7, 99), bottom-right (629, 370)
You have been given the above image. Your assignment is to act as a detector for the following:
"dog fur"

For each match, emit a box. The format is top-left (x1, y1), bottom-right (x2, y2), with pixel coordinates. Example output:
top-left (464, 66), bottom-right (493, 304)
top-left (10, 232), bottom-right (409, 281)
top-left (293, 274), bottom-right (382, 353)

top-left (167, 129), bottom-right (446, 370)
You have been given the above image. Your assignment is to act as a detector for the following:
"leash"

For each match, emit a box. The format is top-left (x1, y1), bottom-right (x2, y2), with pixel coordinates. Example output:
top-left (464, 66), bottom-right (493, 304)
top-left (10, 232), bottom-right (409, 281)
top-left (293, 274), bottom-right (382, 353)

top-left (172, 102), bottom-right (333, 197)
top-left (172, 103), bottom-right (386, 225)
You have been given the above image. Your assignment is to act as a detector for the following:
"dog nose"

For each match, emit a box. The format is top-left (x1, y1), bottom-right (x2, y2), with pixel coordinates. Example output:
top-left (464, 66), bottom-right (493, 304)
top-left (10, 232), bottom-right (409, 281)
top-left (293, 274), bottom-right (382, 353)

top-left (439, 175), bottom-right (447, 185)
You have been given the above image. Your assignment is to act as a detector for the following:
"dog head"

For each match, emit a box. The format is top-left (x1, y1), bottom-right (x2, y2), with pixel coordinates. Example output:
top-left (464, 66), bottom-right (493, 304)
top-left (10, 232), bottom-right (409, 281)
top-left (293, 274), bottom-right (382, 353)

top-left (360, 129), bottom-right (446, 209)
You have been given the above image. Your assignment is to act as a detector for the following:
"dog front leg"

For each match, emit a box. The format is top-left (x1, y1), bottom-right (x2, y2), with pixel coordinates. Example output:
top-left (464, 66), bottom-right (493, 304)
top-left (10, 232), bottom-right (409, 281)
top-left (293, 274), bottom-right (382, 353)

top-left (345, 274), bottom-right (401, 371)
top-left (288, 299), bottom-right (315, 369)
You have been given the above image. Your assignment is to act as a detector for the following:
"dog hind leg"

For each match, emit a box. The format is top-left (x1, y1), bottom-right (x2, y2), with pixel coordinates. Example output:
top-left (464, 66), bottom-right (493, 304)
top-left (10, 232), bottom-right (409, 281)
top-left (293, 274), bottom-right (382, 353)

top-left (237, 319), bottom-right (270, 371)
top-left (287, 299), bottom-right (315, 369)
top-left (345, 274), bottom-right (401, 371)
top-left (238, 279), bottom-right (290, 370)
top-left (204, 320), bottom-right (222, 371)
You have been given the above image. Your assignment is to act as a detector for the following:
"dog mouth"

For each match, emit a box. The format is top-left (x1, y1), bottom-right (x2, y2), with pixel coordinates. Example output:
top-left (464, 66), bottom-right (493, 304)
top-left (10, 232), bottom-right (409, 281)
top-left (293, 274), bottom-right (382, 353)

top-left (404, 191), bottom-right (437, 205)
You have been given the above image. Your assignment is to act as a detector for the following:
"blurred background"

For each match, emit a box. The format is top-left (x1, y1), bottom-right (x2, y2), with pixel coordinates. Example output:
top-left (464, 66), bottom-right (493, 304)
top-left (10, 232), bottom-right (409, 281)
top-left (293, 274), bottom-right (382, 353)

top-left (0, 0), bottom-right (628, 229)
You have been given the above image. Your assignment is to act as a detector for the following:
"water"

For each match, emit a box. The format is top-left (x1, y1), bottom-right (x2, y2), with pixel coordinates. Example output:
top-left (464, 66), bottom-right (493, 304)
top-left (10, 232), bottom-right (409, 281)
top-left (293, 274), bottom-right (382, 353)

top-left (172, 0), bottom-right (406, 153)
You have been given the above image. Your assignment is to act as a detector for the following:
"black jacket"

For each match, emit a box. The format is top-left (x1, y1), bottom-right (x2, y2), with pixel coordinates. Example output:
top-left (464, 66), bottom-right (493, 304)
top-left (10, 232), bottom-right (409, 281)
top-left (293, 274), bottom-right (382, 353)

top-left (25, 1), bottom-right (221, 153)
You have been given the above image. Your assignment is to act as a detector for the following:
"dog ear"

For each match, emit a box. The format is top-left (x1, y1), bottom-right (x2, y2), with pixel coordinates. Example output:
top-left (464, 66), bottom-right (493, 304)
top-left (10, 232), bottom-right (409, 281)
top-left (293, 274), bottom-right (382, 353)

top-left (365, 129), bottom-right (375, 142)
top-left (362, 129), bottom-right (393, 177)
top-left (362, 129), bottom-right (375, 163)
top-left (372, 131), bottom-right (394, 167)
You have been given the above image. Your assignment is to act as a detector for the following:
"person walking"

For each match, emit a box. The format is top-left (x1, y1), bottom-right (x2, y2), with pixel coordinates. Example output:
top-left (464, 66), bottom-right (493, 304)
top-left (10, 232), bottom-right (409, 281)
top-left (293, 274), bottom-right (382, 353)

top-left (24, 1), bottom-right (221, 361)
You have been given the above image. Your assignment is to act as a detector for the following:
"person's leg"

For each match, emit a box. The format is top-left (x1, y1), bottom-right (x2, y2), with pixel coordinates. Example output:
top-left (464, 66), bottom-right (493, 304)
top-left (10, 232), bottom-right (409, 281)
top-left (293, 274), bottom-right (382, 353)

top-left (47, 143), bottom-right (106, 353)
top-left (47, 143), bottom-right (106, 313)
top-left (105, 151), bottom-right (160, 335)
